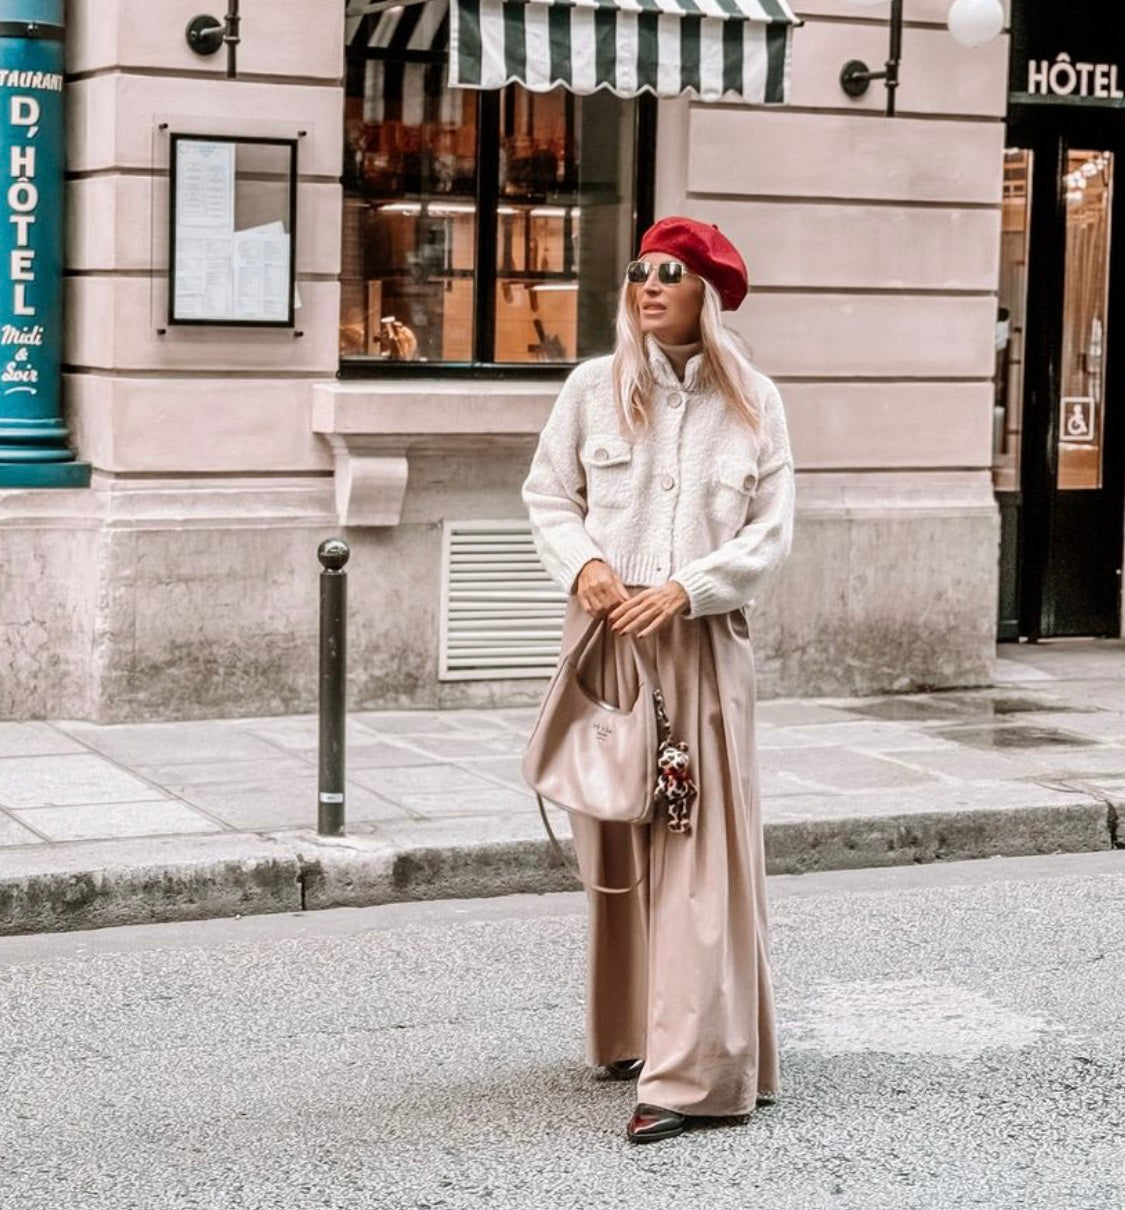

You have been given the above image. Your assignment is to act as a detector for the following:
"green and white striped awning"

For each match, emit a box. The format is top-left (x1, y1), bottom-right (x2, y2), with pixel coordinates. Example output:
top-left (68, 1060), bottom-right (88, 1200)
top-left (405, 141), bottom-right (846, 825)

top-left (449, 0), bottom-right (798, 102)
top-left (345, 0), bottom-right (799, 104)
top-left (450, 0), bottom-right (798, 101)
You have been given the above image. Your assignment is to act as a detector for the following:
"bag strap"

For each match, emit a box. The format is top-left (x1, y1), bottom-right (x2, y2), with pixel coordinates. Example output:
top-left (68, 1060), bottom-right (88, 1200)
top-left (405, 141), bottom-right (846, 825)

top-left (536, 794), bottom-right (648, 896)
top-left (571, 615), bottom-right (665, 715)
top-left (570, 615), bottom-right (612, 685)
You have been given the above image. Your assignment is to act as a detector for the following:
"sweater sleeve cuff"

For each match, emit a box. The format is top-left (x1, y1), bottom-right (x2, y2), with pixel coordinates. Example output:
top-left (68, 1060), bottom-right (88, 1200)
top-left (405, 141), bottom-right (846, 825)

top-left (670, 568), bottom-right (727, 619)
top-left (556, 531), bottom-right (608, 594)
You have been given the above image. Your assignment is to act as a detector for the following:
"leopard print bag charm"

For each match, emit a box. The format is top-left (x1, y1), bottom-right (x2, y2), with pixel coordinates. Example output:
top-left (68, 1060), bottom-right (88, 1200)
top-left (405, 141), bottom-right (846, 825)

top-left (652, 688), bottom-right (698, 834)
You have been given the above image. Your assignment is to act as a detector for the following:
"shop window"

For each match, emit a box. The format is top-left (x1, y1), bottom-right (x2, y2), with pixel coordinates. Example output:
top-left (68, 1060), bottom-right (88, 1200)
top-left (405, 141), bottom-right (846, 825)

top-left (340, 2), bottom-right (653, 370)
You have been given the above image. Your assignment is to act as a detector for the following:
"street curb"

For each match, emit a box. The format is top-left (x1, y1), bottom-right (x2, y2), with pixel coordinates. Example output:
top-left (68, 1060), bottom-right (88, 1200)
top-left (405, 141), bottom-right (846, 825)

top-left (0, 834), bottom-right (302, 936)
top-left (0, 800), bottom-right (1120, 937)
top-left (763, 800), bottom-right (1115, 873)
top-left (293, 833), bottom-right (578, 912)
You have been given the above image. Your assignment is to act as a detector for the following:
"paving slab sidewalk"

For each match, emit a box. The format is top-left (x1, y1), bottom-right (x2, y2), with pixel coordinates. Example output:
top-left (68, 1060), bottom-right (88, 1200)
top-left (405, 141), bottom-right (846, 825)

top-left (2, 643), bottom-right (1125, 935)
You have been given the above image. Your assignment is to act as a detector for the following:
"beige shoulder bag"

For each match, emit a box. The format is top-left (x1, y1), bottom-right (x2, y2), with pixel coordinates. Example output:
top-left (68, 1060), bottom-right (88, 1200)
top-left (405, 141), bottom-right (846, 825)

top-left (521, 615), bottom-right (697, 894)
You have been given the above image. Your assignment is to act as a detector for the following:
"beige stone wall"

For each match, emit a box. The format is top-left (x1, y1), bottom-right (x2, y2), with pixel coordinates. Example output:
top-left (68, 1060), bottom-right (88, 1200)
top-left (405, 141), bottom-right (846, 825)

top-left (0, 1), bottom-right (1012, 719)
top-left (63, 0), bottom-right (343, 476)
top-left (2, 1), bottom-right (347, 721)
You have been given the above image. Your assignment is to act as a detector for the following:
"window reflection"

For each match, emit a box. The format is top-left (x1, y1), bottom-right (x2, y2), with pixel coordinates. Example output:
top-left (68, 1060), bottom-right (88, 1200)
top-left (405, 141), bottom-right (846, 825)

top-left (494, 87), bottom-right (636, 365)
top-left (341, 52), bottom-right (479, 362)
top-left (1058, 150), bottom-right (1113, 491)
top-left (994, 148), bottom-right (1032, 493)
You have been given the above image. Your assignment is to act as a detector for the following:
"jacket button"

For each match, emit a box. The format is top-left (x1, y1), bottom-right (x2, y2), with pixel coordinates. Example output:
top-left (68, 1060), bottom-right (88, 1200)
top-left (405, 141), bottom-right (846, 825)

top-left (661, 474), bottom-right (675, 491)
top-left (669, 394), bottom-right (683, 409)
top-left (743, 474), bottom-right (755, 490)
top-left (594, 448), bottom-right (608, 461)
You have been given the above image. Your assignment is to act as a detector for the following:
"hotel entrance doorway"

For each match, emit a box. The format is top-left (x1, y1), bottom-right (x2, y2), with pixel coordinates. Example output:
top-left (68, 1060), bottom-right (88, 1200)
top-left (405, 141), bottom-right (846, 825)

top-left (998, 3), bottom-right (1125, 639)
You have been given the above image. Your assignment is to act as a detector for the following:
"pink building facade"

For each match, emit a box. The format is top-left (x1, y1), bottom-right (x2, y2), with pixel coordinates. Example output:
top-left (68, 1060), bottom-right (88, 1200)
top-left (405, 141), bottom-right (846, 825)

top-left (1, 0), bottom-right (1015, 721)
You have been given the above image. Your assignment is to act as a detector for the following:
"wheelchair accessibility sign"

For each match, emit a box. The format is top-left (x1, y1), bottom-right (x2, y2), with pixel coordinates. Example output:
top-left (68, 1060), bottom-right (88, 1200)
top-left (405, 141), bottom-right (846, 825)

top-left (1060, 396), bottom-right (1097, 445)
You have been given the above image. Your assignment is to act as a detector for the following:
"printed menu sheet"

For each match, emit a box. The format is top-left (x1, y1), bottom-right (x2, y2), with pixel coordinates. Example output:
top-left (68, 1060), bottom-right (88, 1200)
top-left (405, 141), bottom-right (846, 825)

top-left (172, 139), bottom-right (292, 323)
top-left (233, 222), bottom-right (291, 322)
top-left (175, 139), bottom-right (235, 230)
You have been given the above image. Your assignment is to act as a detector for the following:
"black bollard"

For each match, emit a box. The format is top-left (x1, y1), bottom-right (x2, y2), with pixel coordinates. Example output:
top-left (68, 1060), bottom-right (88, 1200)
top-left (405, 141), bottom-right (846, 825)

top-left (317, 538), bottom-right (350, 836)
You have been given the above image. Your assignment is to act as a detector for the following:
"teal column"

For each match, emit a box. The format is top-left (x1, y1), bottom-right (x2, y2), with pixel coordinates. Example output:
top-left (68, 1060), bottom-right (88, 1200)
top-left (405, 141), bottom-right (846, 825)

top-left (0, 0), bottom-right (88, 487)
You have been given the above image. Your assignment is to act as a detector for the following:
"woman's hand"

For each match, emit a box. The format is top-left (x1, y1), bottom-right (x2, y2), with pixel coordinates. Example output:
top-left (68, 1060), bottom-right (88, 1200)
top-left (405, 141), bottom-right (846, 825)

top-left (609, 582), bottom-right (690, 638)
top-left (575, 559), bottom-right (629, 617)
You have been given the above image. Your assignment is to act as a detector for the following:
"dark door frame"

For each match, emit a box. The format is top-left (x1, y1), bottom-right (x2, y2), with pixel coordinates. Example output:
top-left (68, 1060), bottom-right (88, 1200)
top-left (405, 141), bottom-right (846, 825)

top-left (1006, 104), bottom-right (1125, 640)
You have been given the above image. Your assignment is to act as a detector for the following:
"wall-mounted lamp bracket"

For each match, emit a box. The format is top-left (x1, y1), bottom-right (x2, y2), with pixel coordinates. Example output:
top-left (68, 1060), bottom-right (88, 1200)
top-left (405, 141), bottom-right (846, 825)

top-left (185, 4), bottom-right (241, 78)
top-left (186, 15), bottom-right (224, 55)
top-left (840, 59), bottom-right (883, 97)
top-left (839, 0), bottom-right (903, 117)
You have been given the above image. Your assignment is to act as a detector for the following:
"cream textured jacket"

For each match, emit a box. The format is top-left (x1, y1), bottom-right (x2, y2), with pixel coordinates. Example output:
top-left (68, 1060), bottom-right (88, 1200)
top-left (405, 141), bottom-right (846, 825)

top-left (521, 340), bottom-right (796, 619)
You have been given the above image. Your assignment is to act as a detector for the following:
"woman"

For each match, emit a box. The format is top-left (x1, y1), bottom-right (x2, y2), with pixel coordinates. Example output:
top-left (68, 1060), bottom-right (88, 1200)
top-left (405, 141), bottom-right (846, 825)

top-left (521, 216), bottom-right (795, 1143)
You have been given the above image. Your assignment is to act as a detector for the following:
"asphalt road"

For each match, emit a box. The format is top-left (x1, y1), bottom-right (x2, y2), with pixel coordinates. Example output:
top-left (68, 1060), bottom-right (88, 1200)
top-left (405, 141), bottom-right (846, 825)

top-left (2, 850), bottom-right (1123, 1210)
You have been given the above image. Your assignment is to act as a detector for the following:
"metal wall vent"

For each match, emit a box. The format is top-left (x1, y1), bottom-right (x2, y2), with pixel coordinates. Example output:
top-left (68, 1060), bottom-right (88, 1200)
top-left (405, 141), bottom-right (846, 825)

top-left (439, 520), bottom-right (567, 680)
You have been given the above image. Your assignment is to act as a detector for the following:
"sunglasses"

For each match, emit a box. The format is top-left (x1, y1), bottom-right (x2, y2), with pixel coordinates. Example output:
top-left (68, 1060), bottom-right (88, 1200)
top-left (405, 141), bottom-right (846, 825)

top-left (625, 259), bottom-right (691, 286)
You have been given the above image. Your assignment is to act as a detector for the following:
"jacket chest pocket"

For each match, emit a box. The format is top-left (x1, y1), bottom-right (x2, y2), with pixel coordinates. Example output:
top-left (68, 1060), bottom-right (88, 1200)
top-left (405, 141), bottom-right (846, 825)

top-left (711, 455), bottom-right (758, 528)
top-left (582, 435), bottom-right (635, 509)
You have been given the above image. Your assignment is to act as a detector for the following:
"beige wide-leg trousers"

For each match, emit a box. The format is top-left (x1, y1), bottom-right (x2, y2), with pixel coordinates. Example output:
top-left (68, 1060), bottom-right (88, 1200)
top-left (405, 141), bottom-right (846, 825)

top-left (560, 592), bottom-right (780, 1117)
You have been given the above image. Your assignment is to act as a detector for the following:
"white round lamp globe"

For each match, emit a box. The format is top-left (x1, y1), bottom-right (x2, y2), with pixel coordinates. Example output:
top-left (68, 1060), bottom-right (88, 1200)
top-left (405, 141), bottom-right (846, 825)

top-left (947, 0), bottom-right (1004, 48)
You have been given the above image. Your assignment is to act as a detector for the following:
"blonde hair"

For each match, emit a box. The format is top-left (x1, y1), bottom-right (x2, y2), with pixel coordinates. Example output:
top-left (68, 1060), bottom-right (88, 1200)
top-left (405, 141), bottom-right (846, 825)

top-left (610, 276), bottom-right (762, 437)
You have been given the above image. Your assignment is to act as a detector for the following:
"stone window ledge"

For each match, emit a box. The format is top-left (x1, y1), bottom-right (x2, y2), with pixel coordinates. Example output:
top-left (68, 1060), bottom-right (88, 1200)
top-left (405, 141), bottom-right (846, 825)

top-left (311, 378), bottom-right (556, 526)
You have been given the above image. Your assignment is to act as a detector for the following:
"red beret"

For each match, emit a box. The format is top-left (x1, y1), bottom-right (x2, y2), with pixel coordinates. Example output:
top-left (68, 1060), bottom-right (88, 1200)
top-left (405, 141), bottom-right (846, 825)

top-left (638, 216), bottom-right (749, 312)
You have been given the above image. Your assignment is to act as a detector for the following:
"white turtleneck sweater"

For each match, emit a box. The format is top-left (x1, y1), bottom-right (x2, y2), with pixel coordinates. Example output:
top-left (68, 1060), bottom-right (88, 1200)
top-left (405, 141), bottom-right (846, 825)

top-left (521, 338), bottom-right (795, 619)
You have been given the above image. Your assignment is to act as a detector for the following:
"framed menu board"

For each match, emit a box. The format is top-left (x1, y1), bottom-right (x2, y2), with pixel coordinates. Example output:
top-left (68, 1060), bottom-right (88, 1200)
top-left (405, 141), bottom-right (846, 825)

top-left (168, 133), bottom-right (298, 327)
